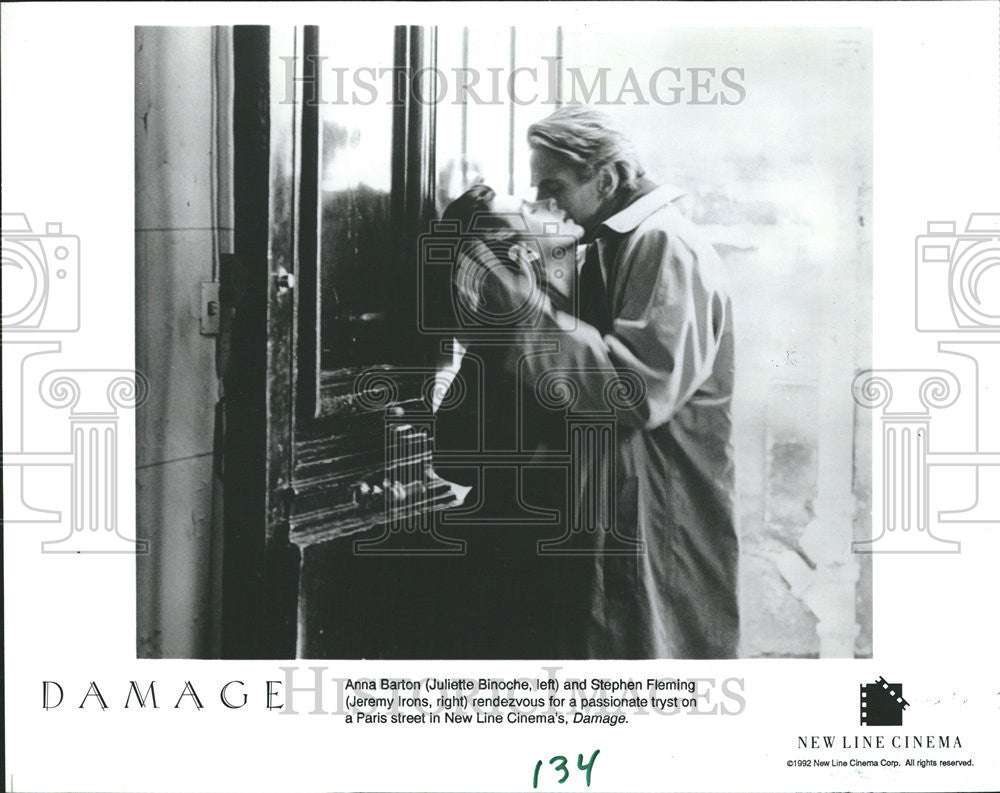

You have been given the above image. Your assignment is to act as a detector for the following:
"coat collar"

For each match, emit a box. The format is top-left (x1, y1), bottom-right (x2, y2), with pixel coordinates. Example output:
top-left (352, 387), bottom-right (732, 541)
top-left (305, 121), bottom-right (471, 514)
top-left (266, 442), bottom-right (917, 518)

top-left (599, 183), bottom-right (686, 236)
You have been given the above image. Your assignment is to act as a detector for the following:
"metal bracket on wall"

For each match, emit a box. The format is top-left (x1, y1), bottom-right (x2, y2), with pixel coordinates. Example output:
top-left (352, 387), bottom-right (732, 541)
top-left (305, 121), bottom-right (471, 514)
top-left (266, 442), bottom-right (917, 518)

top-left (201, 281), bottom-right (221, 336)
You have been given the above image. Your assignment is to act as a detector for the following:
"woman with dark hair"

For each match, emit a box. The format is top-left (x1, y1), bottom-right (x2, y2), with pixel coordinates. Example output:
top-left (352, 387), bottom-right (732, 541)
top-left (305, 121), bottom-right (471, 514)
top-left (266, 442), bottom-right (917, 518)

top-left (429, 184), bottom-right (583, 658)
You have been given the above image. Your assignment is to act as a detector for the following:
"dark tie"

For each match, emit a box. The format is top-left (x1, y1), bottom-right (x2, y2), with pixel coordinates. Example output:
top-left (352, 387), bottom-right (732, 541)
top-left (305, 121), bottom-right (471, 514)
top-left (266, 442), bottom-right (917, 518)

top-left (578, 240), bottom-right (612, 335)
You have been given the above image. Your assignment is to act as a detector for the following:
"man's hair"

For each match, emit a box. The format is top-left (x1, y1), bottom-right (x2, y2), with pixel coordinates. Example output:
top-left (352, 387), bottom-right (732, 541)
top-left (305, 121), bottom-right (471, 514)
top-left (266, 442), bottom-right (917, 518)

top-left (527, 105), bottom-right (645, 189)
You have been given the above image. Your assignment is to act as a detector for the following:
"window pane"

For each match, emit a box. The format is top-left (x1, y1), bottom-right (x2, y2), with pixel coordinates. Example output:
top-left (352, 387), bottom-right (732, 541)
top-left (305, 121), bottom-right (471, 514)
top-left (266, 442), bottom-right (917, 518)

top-left (435, 26), bottom-right (563, 213)
top-left (318, 26), bottom-right (395, 368)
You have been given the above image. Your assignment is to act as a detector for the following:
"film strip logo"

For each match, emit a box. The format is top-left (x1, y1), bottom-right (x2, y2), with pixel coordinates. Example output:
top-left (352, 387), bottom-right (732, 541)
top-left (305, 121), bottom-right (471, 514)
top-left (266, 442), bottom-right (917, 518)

top-left (2, 213), bottom-right (148, 554)
top-left (860, 676), bottom-right (909, 727)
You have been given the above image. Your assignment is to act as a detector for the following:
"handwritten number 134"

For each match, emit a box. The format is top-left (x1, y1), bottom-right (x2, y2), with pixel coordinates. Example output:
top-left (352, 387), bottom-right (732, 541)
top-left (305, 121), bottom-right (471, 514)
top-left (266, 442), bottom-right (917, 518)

top-left (533, 750), bottom-right (600, 788)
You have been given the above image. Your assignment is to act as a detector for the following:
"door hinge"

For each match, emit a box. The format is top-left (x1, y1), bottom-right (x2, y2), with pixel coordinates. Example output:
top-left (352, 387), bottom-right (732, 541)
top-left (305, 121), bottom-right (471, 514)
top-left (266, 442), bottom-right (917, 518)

top-left (272, 484), bottom-right (297, 522)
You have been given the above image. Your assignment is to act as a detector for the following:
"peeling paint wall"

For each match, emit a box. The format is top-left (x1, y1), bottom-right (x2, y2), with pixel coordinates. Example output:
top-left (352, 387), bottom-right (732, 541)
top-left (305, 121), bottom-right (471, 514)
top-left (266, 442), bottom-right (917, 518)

top-left (135, 27), bottom-right (230, 658)
top-left (562, 28), bottom-right (874, 657)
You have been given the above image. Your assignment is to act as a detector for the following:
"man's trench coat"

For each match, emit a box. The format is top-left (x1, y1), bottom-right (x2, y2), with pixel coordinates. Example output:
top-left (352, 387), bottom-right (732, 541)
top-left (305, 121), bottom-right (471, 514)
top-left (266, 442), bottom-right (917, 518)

top-left (510, 185), bottom-right (740, 659)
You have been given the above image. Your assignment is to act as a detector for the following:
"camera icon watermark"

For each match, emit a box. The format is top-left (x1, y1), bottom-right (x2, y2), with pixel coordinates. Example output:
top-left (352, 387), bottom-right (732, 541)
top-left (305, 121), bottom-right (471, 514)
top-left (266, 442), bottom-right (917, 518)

top-left (915, 213), bottom-right (999, 332)
top-left (3, 364), bottom-right (150, 554)
top-left (531, 365), bottom-right (648, 556)
top-left (852, 369), bottom-right (963, 553)
top-left (2, 211), bottom-right (147, 555)
top-left (417, 213), bottom-right (579, 336)
top-left (1, 213), bottom-right (81, 332)
top-left (316, 358), bottom-right (649, 558)
top-left (294, 366), bottom-right (469, 557)
top-left (856, 210), bottom-right (1000, 554)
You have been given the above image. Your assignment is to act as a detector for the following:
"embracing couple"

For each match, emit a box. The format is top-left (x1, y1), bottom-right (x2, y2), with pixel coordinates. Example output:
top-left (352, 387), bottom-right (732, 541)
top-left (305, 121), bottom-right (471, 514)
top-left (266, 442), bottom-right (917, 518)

top-left (433, 106), bottom-right (739, 661)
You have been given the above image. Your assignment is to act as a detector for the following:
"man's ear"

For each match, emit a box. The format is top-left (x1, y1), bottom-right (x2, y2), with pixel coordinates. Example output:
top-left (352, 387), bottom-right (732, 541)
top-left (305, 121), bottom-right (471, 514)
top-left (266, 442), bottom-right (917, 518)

top-left (596, 163), bottom-right (619, 198)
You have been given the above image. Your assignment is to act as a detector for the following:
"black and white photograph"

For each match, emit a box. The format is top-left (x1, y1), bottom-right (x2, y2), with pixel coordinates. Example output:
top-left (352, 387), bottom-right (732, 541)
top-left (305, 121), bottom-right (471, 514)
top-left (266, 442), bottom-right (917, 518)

top-left (4, 3), bottom-right (998, 792)
top-left (135, 23), bottom-right (873, 661)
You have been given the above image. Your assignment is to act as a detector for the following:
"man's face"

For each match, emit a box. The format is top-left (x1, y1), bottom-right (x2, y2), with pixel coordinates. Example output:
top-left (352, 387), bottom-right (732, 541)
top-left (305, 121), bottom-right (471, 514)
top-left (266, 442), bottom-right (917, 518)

top-left (530, 147), bottom-right (605, 234)
top-left (484, 192), bottom-right (582, 304)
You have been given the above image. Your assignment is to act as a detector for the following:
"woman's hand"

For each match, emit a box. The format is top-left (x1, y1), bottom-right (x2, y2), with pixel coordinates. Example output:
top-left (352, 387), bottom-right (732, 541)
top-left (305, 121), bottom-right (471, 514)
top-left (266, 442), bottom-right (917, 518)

top-left (456, 241), bottom-right (544, 326)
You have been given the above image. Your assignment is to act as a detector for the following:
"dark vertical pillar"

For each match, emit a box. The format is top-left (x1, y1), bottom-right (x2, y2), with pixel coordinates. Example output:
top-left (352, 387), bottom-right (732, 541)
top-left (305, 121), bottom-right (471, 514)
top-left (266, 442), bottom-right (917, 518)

top-left (223, 25), bottom-right (271, 658)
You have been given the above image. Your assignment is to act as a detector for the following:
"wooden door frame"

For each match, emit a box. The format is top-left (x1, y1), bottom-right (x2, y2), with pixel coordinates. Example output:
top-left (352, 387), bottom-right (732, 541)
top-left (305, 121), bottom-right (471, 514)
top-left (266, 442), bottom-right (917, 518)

top-left (221, 24), bottom-right (301, 659)
top-left (222, 24), bottom-right (439, 659)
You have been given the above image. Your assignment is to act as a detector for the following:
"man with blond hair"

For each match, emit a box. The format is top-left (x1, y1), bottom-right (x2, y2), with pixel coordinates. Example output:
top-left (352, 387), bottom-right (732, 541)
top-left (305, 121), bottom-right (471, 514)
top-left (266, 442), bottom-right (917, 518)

top-left (474, 105), bottom-right (739, 658)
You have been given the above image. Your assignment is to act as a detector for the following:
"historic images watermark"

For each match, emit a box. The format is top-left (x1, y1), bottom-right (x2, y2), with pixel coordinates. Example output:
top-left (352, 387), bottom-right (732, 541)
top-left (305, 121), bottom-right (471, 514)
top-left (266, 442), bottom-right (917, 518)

top-left (853, 213), bottom-right (1000, 554)
top-left (280, 55), bottom-right (747, 107)
top-left (1, 212), bottom-right (148, 554)
top-left (345, 206), bottom-right (648, 556)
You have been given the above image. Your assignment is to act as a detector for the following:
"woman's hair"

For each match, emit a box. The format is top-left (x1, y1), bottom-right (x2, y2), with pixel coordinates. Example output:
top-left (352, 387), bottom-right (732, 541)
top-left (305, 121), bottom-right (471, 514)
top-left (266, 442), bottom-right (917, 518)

top-left (442, 184), bottom-right (513, 235)
top-left (440, 183), bottom-right (520, 267)
top-left (527, 105), bottom-right (645, 189)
